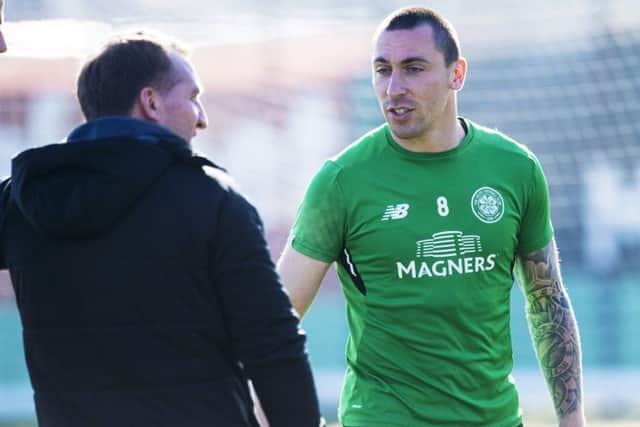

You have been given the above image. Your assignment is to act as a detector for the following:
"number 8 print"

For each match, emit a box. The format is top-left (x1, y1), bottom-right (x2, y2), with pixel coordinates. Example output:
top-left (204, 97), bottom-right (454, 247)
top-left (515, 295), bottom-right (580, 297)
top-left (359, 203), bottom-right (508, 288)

top-left (437, 196), bottom-right (449, 216)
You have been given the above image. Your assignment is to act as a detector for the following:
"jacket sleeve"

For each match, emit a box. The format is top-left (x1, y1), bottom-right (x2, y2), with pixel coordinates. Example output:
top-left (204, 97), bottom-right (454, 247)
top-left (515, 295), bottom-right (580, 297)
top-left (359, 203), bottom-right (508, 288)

top-left (0, 178), bottom-right (11, 269)
top-left (210, 188), bottom-right (322, 427)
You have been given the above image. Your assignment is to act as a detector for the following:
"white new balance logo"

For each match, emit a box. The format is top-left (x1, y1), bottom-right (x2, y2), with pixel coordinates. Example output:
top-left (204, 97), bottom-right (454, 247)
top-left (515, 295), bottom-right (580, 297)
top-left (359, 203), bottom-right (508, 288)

top-left (381, 203), bottom-right (410, 221)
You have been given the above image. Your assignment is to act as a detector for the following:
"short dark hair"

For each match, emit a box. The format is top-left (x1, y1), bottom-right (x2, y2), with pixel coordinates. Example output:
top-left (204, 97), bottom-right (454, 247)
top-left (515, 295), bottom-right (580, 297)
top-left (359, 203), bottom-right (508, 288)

top-left (379, 7), bottom-right (461, 67)
top-left (77, 32), bottom-right (186, 121)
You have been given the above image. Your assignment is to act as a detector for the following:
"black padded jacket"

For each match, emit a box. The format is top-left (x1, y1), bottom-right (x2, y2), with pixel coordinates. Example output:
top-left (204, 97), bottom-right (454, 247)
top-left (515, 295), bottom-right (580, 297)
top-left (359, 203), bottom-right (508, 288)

top-left (0, 117), bottom-right (322, 427)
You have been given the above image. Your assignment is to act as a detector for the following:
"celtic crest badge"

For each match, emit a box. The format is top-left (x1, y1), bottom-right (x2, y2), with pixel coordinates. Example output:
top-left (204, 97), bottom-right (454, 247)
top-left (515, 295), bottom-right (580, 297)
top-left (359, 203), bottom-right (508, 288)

top-left (471, 187), bottom-right (504, 223)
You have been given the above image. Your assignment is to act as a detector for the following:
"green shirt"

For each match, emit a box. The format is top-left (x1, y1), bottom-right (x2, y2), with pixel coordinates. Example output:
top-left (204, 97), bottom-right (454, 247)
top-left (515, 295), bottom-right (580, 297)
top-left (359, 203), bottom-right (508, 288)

top-left (291, 119), bottom-right (553, 427)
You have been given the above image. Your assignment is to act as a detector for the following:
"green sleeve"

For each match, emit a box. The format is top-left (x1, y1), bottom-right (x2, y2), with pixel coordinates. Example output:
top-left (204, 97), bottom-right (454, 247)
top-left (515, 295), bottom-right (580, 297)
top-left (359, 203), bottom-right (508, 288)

top-left (291, 161), bottom-right (346, 263)
top-left (517, 155), bottom-right (554, 254)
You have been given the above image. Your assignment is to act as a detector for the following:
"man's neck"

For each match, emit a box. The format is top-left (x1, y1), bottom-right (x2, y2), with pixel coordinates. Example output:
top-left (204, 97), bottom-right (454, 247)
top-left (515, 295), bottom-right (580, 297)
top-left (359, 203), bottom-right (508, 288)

top-left (392, 117), bottom-right (466, 153)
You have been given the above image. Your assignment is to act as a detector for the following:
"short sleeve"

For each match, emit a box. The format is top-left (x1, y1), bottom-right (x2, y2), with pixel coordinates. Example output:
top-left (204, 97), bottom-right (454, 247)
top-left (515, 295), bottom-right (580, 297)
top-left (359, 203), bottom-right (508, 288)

top-left (517, 155), bottom-right (554, 254)
top-left (291, 161), bottom-right (346, 263)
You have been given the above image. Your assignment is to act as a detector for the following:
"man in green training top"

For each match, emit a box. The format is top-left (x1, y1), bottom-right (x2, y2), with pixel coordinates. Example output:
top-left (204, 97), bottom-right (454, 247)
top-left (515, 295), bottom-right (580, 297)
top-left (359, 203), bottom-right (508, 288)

top-left (277, 6), bottom-right (585, 427)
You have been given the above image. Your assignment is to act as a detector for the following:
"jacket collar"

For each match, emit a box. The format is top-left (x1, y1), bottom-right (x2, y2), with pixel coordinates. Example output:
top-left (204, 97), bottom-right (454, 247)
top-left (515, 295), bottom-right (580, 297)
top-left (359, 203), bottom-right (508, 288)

top-left (66, 116), bottom-right (193, 159)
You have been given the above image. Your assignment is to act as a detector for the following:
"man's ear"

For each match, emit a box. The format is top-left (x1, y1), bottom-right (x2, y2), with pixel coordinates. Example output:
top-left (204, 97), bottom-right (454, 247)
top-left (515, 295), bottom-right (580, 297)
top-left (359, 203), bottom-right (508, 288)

top-left (450, 57), bottom-right (467, 91)
top-left (137, 87), bottom-right (162, 121)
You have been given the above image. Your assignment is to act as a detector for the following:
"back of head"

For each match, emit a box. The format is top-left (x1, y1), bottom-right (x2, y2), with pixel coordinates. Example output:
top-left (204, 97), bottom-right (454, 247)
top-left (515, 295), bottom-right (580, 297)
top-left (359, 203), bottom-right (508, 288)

top-left (77, 32), bottom-right (184, 121)
top-left (0, 0), bottom-right (7, 53)
top-left (378, 6), bottom-right (461, 67)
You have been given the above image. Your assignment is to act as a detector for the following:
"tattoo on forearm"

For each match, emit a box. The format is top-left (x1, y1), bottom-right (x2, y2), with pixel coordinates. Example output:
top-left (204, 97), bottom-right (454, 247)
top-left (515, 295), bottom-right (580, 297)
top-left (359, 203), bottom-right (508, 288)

top-left (518, 242), bottom-right (582, 419)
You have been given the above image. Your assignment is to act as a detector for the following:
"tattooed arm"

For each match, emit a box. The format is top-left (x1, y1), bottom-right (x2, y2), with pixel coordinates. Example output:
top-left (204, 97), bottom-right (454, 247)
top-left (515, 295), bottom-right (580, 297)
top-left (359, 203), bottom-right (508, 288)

top-left (515, 238), bottom-right (586, 427)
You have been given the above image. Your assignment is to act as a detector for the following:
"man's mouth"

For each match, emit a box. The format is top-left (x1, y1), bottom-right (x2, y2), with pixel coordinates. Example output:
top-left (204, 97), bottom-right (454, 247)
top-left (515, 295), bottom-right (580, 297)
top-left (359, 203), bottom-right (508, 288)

top-left (386, 106), bottom-right (414, 119)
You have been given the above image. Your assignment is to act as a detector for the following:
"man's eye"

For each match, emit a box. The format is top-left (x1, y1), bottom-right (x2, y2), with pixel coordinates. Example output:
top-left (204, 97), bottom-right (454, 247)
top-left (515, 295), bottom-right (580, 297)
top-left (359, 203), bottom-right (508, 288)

top-left (375, 67), bottom-right (391, 75)
top-left (406, 66), bottom-right (423, 73)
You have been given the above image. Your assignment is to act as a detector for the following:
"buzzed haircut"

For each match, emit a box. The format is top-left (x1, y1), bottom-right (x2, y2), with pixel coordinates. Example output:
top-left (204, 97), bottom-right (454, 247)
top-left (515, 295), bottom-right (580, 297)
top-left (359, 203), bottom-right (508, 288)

top-left (77, 33), bottom-right (186, 121)
top-left (379, 6), bottom-right (461, 67)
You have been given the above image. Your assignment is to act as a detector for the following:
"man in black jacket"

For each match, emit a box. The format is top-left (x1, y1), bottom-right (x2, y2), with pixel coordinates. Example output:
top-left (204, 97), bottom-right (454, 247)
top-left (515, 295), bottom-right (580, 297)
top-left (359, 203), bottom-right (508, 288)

top-left (0, 32), bottom-right (323, 427)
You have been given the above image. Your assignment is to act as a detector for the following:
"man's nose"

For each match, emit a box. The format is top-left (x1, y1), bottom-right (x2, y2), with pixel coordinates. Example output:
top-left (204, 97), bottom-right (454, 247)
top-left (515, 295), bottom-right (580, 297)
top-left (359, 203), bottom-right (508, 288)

top-left (197, 104), bottom-right (208, 129)
top-left (386, 71), bottom-right (406, 98)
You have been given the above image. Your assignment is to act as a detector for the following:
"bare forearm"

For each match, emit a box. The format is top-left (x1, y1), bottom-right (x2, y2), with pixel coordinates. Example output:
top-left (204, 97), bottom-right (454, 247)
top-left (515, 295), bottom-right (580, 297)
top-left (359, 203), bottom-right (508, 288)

top-left (276, 245), bottom-right (330, 318)
top-left (517, 240), bottom-right (585, 425)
